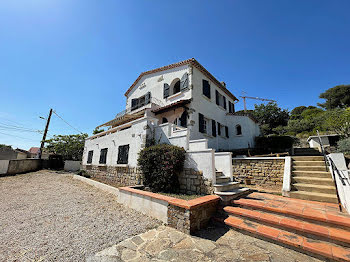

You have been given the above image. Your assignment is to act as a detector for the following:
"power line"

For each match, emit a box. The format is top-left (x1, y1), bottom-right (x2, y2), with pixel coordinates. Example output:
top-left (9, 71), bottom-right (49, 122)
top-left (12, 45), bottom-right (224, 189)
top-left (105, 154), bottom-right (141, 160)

top-left (53, 110), bottom-right (84, 134)
top-left (0, 131), bottom-right (40, 142)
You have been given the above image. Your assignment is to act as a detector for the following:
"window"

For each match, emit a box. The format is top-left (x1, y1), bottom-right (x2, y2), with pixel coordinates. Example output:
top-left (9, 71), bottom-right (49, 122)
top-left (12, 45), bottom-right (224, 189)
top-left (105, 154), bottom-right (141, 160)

top-left (99, 148), bottom-right (108, 164)
top-left (202, 80), bottom-right (211, 99)
top-left (215, 90), bottom-right (227, 110)
top-left (212, 120), bottom-right (216, 137)
top-left (225, 126), bottom-right (229, 138)
top-left (87, 150), bottom-right (93, 164)
top-left (173, 80), bottom-right (181, 94)
top-left (198, 113), bottom-right (209, 134)
top-left (229, 102), bottom-right (235, 113)
top-left (236, 125), bottom-right (242, 135)
top-left (217, 122), bottom-right (221, 136)
top-left (162, 117), bottom-right (168, 124)
top-left (117, 145), bottom-right (129, 164)
top-left (131, 92), bottom-right (151, 111)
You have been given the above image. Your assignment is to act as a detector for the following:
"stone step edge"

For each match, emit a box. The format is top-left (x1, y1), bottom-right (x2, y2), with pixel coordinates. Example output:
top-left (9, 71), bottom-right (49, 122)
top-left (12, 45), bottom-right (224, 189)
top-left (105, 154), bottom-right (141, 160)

top-left (224, 206), bottom-right (350, 246)
top-left (292, 176), bottom-right (333, 181)
top-left (233, 198), bottom-right (350, 229)
top-left (224, 216), bottom-right (350, 262)
top-left (292, 183), bottom-right (336, 189)
top-left (214, 182), bottom-right (239, 187)
top-left (290, 190), bottom-right (338, 199)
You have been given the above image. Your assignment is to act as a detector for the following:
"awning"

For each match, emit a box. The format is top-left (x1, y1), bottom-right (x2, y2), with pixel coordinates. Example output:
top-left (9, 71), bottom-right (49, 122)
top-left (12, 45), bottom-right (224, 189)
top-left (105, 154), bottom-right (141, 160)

top-left (97, 110), bottom-right (145, 128)
top-left (152, 99), bottom-right (191, 115)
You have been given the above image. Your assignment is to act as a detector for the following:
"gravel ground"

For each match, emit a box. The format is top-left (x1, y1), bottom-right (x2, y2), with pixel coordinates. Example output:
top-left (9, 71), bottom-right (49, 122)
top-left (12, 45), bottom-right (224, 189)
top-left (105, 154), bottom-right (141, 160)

top-left (0, 170), bottom-right (160, 262)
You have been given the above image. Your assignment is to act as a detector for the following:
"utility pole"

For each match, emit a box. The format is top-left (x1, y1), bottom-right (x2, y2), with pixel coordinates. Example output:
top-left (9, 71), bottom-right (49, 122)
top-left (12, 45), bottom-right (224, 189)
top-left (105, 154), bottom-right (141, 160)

top-left (39, 108), bottom-right (53, 159)
top-left (240, 96), bottom-right (276, 112)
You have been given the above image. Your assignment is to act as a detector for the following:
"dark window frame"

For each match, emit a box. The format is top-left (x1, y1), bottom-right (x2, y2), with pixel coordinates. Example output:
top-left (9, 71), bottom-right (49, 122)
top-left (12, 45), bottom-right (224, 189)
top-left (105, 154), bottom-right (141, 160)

top-left (131, 92), bottom-right (151, 111)
top-left (87, 150), bottom-right (93, 164)
top-left (236, 125), bottom-right (242, 135)
top-left (99, 148), bottom-right (108, 164)
top-left (117, 144), bottom-right (130, 164)
top-left (202, 80), bottom-right (211, 99)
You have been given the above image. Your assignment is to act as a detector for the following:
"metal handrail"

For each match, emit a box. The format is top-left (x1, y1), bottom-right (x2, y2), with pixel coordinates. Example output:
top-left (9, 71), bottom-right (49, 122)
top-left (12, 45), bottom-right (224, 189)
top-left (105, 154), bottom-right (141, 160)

top-left (316, 130), bottom-right (343, 211)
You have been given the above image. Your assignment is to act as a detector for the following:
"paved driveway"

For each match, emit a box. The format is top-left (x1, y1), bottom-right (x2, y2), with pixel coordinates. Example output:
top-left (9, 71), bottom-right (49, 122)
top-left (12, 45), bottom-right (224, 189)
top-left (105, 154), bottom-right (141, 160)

top-left (0, 171), bottom-right (160, 262)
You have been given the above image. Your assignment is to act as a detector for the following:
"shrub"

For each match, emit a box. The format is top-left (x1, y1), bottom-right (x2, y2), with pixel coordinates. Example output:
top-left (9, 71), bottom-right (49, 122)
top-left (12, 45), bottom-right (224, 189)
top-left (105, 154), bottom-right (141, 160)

top-left (76, 170), bottom-right (90, 178)
top-left (337, 138), bottom-right (350, 154)
top-left (255, 135), bottom-right (296, 152)
top-left (137, 144), bottom-right (186, 193)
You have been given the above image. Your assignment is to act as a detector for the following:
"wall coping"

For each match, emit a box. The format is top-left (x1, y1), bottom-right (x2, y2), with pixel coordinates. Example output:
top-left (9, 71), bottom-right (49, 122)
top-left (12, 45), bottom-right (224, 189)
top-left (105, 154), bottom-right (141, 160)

top-left (119, 186), bottom-right (219, 210)
top-left (232, 157), bottom-right (286, 160)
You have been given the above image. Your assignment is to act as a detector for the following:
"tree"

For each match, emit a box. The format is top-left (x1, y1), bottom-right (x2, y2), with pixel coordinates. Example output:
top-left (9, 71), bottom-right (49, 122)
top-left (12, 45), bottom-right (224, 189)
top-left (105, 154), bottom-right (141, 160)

top-left (252, 102), bottom-right (289, 135)
top-left (318, 85), bottom-right (350, 109)
top-left (290, 106), bottom-right (317, 120)
top-left (93, 127), bottom-right (105, 135)
top-left (45, 133), bottom-right (88, 160)
top-left (325, 108), bottom-right (350, 138)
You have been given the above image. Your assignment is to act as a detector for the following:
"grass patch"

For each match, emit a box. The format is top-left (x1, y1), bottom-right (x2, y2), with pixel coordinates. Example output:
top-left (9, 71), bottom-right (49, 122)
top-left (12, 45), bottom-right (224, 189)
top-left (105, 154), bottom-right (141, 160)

top-left (157, 192), bottom-right (202, 200)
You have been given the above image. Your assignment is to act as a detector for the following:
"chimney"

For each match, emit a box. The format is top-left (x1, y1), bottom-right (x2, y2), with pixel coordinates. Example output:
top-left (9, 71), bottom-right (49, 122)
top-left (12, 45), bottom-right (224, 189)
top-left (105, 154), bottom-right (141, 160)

top-left (221, 81), bottom-right (226, 87)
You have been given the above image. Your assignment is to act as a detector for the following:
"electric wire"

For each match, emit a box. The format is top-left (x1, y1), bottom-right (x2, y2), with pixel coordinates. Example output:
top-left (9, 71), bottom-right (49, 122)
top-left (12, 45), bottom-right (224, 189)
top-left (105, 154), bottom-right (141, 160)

top-left (52, 110), bottom-right (84, 134)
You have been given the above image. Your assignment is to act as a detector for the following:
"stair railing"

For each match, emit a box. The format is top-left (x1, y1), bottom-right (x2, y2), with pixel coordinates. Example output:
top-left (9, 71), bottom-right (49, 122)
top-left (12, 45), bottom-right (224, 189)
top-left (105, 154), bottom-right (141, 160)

top-left (316, 130), bottom-right (343, 211)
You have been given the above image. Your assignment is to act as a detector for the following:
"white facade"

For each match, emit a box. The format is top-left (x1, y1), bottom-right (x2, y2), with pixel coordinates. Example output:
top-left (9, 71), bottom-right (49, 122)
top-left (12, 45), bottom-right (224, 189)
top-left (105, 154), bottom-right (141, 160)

top-left (83, 59), bottom-right (260, 178)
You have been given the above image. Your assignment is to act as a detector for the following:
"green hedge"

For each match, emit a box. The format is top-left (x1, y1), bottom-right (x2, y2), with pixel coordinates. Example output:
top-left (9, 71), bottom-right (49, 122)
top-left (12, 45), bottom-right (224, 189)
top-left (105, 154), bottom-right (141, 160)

top-left (137, 144), bottom-right (186, 193)
top-left (338, 138), bottom-right (350, 154)
top-left (255, 135), bottom-right (296, 152)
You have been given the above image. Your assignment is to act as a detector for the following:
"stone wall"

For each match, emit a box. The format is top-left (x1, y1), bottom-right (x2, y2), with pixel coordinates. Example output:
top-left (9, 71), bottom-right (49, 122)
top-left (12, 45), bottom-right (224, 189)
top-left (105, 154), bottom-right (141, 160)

top-left (4, 159), bottom-right (41, 175)
top-left (167, 200), bottom-right (218, 234)
top-left (82, 165), bottom-right (142, 187)
top-left (232, 158), bottom-right (285, 185)
top-left (178, 168), bottom-right (214, 195)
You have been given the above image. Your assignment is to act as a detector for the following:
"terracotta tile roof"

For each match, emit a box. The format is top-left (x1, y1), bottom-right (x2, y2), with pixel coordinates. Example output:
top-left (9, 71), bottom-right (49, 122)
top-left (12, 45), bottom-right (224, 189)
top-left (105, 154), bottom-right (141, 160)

top-left (29, 147), bottom-right (40, 154)
top-left (124, 58), bottom-right (238, 101)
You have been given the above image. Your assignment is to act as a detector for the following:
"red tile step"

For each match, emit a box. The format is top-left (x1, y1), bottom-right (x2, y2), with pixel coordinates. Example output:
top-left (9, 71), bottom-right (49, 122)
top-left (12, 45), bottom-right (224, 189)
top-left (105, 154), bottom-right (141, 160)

top-left (224, 206), bottom-right (350, 246)
top-left (233, 195), bottom-right (350, 229)
top-left (224, 216), bottom-right (350, 262)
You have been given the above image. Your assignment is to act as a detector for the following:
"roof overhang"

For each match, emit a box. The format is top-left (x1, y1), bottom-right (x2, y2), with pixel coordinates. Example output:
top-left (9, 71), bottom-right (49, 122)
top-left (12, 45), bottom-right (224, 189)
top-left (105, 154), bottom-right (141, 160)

top-left (152, 99), bottom-right (191, 115)
top-left (97, 110), bottom-right (145, 129)
top-left (124, 58), bottom-right (238, 102)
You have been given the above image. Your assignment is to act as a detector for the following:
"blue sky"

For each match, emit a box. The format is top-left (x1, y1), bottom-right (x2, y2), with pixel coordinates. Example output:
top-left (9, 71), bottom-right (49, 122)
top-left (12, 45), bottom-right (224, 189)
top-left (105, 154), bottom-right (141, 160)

top-left (0, 0), bottom-right (349, 150)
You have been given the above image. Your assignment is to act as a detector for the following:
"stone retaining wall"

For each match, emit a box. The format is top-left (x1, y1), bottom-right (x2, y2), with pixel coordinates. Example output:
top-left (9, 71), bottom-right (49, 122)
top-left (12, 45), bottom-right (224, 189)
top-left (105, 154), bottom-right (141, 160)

top-left (232, 158), bottom-right (285, 185)
top-left (82, 165), bottom-right (142, 187)
top-left (178, 168), bottom-right (214, 195)
top-left (167, 200), bottom-right (218, 234)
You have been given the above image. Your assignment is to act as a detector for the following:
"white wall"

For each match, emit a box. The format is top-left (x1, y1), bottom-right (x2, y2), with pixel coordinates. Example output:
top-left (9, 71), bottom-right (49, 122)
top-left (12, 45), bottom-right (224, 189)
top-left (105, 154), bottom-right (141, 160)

top-left (83, 117), bottom-right (150, 167)
top-left (184, 149), bottom-right (216, 183)
top-left (188, 66), bottom-right (260, 150)
top-left (214, 152), bottom-right (233, 180)
top-left (64, 161), bottom-right (81, 172)
top-left (0, 160), bottom-right (9, 174)
top-left (126, 65), bottom-right (192, 110)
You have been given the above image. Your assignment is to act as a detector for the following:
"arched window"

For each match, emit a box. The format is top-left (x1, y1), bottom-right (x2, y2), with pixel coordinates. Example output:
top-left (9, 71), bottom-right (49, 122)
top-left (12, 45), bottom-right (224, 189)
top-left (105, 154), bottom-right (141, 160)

top-left (236, 125), bottom-right (242, 135)
top-left (173, 80), bottom-right (180, 94)
top-left (162, 117), bottom-right (168, 124)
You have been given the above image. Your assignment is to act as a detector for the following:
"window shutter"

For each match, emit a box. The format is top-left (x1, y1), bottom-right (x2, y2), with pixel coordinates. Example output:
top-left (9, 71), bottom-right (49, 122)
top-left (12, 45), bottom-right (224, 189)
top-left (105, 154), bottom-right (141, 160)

top-left (215, 90), bottom-right (219, 105)
top-left (229, 102), bottom-right (232, 113)
top-left (223, 96), bottom-right (227, 109)
top-left (131, 98), bottom-right (138, 110)
top-left (198, 113), bottom-right (204, 133)
top-left (217, 122), bottom-right (221, 136)
top-left (232, 102), bottom-right (235, 113)
top-left (212, 119), bottom-right (216, 137)
top-left (163, 83), bottom-right (170, 98)
top-left (145, 92), bottom-right (151, 104)
top-left (225, 126), bottom-right (229, 138)
top-left (87, 151), bottom-right (93, 164)
top-left (180, 73), bottom-right (189, 90)
top-left (203, 80), bottom-right (211, 99)
top-left (117, 145), bottom-right (129, 164)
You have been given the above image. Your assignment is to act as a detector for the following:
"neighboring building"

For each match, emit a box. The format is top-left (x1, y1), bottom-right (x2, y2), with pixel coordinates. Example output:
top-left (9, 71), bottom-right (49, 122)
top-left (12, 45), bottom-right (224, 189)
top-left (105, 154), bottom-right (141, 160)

top-left (0, 146), bottom-right (30, 160)
top-left (29, 147), bottom-right (40, 158)
top-left (83, 58), bottom-right (260, 169)
top-left (307, 134), bottom-right (340, 149)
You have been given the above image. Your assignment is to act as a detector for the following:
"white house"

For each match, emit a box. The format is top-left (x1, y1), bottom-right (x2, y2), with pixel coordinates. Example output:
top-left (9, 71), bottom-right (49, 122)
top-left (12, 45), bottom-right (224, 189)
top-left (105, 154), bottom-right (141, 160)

top-left (82, 58), bottom-right (260, 196)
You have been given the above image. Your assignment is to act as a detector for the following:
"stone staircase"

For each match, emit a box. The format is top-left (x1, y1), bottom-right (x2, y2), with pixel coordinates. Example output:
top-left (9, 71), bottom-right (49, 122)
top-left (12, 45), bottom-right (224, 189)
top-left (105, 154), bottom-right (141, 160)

top-left (221, 192), bottom-right (350, 261)
top-left (290, 156), bottom-right (338, 203)
top-left (294, 147), bottom-right (322, 156)
top-left (213, 170), bottom-right (250, 203)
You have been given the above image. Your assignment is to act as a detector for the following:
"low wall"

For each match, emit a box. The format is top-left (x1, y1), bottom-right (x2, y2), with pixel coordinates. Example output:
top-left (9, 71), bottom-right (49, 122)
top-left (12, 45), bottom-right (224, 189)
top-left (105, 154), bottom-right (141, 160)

top-left (1, 159), bottom-right (41, 175)
top-left (82, 165), bottom-right (142, 187)
top-left (232, 157), bottom-right (285, 185)
top-left (64, 161), bottom-right (81, 172)
top-left (178, 168), bottom-right (214, 195)
top-left (119, 186), bottom-right (220, 234)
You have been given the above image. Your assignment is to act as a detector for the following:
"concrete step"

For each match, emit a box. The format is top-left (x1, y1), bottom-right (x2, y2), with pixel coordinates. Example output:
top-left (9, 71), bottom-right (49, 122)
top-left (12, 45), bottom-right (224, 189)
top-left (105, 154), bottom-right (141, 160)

top-left (292, 183), bottom-right (336, 194)
top-left (233, 195), bottom-right (350, 229)
top-left (214, 181), bottom-right (240, 192)
top-left (223, 215), bottom-right (350, 261)
top-left (224, 206), bottom-right (350, 246)
top-left (292, 176), bottom-right (334, 186)
top-left (293, 166), bottom-right (328, 172)
top-left (215, 171), bottom-right (224, 177)
top-left (216, 176), bottom-right (231, 184)
top-left (214, 187), bottom-right (251, 203)
top-left (293, 160), bottom-right (326, 167)
top-left (292, 170), bottom-right (332, 178)
top-left (290, 191), bottom-right (338, 204)
top-left (292, 156), bottom-right (324, 161)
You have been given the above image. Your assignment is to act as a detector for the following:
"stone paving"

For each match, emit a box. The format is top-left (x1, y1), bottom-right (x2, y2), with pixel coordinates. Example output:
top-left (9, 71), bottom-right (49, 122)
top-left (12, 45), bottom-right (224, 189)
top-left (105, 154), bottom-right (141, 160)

top-left (89, 225), bottom-right (323, 262)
